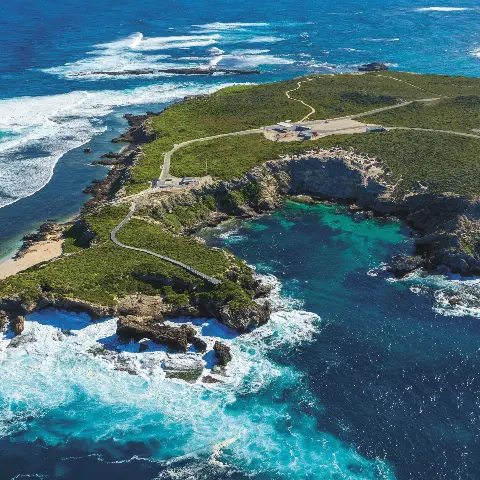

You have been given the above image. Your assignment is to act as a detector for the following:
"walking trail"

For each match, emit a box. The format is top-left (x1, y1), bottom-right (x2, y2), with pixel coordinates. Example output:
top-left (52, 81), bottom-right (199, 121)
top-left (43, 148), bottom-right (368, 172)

top-left (111, 77), bottom-right (480, 281)
top-left (285, 78), bottom-right (316, 122)
top-left (110, 203), bottom-right (222, 285)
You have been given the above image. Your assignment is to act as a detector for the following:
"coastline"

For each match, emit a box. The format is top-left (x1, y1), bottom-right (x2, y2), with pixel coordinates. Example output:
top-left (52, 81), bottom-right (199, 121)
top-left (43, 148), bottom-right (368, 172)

top-left (2, 72), bottom-right (480, 342)
top-left (0, 238), bottom-right (64, 280)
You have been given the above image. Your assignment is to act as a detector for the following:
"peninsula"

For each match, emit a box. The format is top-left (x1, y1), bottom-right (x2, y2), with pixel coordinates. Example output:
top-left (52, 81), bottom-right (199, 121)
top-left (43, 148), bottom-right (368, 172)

top-left (2, 71), bottom-right (480, 379)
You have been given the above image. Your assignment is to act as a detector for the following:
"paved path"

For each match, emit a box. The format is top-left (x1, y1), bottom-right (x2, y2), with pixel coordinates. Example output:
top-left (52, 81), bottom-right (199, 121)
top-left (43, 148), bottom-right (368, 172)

top-left (111, 203), bottom-right (222, 285)
top-left (387, 126), bottom-right (480, 139)
top-left (159, 128), bottom-right (262, 184)
top-left (285, 78), bottom-right (316, 122)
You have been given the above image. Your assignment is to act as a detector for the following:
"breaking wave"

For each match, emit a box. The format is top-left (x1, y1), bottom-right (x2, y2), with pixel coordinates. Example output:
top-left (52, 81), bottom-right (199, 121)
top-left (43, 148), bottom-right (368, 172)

top-left (0, 82), bottom-right (240, 209)
top-left (415, 7), bottom-right (472, 12)
top-left (0, 274), bottom-right (394, 478)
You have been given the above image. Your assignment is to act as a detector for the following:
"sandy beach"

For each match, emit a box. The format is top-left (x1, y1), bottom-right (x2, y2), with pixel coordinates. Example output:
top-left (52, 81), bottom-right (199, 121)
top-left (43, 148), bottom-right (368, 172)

top-left (0, 238), bottom-right (64, 280)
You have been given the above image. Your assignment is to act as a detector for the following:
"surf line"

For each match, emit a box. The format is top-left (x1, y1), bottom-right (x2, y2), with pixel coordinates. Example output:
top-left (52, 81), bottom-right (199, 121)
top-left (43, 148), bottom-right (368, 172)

top-left (209, 435), bottom-right (241, 467)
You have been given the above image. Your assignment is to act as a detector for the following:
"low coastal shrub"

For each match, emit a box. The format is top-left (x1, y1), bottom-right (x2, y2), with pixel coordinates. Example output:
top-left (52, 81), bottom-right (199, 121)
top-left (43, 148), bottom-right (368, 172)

top-left (171, 130), bottom-right (480, 198)
top-left (361, 96), bottom-right (480, 133)
top-left (132, 72), bottom-right (480, 194)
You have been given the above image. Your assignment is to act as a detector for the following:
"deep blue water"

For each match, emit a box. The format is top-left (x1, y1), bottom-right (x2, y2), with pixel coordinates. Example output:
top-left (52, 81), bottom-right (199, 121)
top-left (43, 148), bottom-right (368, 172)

top-left (1, 1), bottom-right (480, 479)
top-left (0, 202), bottom-right (478, 479)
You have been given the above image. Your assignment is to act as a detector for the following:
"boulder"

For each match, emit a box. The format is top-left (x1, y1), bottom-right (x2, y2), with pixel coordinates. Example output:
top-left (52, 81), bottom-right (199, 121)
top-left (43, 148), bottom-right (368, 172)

top-left (0, 310), bottom-right (8, 331)
top-left (213, 341), bottom-right (232, 366)
top-left (116, 315), bottom-right (196, 351)
top-left (202, 375), bottom-right (222, 384)
top-left (218, 300), bottom-right (271, 333)
top-left (191, 336), bottom-right (207, 353)
top-left (163, 353), bottom-right (204, 382)
top-left (11, 316), bottom-right (25, 336)
top-left (254, 282), bottom-right (273, 299)
top-left (117, 295), bottom-right (164, 318)
top-left (8, 331), bottom-right (36, 348)
top-left (358, 62), bottom-right (389, 72)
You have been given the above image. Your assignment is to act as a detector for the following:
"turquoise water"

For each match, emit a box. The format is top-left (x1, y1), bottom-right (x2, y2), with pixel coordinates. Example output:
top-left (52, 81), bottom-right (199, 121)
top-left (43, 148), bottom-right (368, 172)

top-left (2, 202), bottom-right (478, 478)
top-left (2, 1), bottom-right (480, 477)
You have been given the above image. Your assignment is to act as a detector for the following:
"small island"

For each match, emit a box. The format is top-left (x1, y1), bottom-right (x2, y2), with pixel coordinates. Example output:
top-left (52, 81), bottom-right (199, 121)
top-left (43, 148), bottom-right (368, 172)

top-left (2, 71), bottom-right (480, 381)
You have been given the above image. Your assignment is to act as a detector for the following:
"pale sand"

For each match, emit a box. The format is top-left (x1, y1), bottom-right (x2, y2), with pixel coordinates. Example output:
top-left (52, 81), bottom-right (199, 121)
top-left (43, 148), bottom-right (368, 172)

top-left (0, 239), bottom-right (64, 280)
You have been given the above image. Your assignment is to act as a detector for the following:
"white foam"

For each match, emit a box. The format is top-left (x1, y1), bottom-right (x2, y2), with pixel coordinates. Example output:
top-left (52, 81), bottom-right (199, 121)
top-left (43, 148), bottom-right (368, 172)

top-left (193, 22), bottom-right (269, 31)
top-left (0, 273), bottom-right (395, 477)
top-left (471, 48), bottom-right (480, 58)
top-left (0, 81), bottom-right (242, 209)
top-left (362, 37), bottom-right (400, 42)
top-left (397, 270), bottom-right (480, 318)
top-left (415, 7), bottom-right (471, 12)
top-left (43, 33), bottom-right (222, 78)
top-left (216, 50), bottom-right (294, 68)
top-left (246, 36), bottom-right (285, 43)
top-left (95, 33), bottom-right (221, 52)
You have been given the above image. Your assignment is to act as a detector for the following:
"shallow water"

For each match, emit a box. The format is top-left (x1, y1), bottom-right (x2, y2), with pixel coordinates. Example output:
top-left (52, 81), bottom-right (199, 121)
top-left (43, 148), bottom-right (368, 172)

top-left (1, 202), bottom-right (478, 478)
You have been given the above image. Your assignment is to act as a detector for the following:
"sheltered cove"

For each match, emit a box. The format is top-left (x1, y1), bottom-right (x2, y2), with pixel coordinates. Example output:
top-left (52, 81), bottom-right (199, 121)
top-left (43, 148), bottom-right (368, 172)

top-left (1, 71), bottom-right (480, 378)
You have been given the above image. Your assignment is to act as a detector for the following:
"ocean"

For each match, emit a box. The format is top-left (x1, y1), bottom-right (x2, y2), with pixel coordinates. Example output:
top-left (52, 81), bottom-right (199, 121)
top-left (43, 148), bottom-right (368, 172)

top-left (1, 1), bottom-right (479, 478)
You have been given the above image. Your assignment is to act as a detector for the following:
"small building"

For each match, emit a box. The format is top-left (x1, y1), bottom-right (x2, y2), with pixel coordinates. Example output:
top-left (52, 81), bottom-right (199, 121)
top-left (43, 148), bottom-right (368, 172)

top-left (299, 132), bottom-right (313, 140)
top-left (180, 177), bottom-right (196, 185)
top-left (277, 122), bottom-right (295, 131)
top-left (295, 125), bottom-right (311, 132)
top-left (366, 126), bottom-right (389, 133)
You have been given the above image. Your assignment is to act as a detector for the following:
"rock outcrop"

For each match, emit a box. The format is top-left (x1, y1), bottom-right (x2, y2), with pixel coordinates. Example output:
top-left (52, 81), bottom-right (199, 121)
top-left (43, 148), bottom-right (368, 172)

top-left (11, 316), bottom-right (24, 336)
top-left (387, 254), bottom-right (426, 277)
top-left (163, 353), bottom-right (205, 382)
top-left (116, 315), bottom-right (196, 351)
top-left (358, 62), bottom-right (389, 72)
top-left (213, 341), bottom-right (232, 366)
top-left (69, 67), bottom-right (260, 78)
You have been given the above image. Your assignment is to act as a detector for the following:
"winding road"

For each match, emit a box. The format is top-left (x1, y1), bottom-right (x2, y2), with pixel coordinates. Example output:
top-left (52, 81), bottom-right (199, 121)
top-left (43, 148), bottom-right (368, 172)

top-left (111, 203), bottom-right (222, 285)
top-left (159, 128), bottom-right (262, 184)
top-left (112, 78), bottom-right (479, 282)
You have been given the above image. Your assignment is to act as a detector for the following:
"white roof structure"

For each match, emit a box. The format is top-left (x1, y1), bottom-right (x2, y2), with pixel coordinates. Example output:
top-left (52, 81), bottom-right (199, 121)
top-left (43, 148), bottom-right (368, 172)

top-left (277, 122), bottom-right (294, 128)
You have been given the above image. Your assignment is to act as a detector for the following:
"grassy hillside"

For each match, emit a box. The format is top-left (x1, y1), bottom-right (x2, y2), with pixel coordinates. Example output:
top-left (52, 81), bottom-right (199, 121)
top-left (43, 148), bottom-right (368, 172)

top-left (360, 96), bottom-right (480, 133)
top-left (132, 72), bottom-right (468, 194)
top-left (0, 206), bottom-right (232, 306)
top-left (172, 130), bottom-right (480, 197)
top-left (3, 72), bottom-right (480, 311)
top-left (132, 72), bottom-right (480, 195)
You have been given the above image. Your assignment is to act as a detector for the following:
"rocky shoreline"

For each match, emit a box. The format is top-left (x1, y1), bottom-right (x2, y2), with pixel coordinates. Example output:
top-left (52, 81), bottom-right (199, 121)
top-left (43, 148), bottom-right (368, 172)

top-left (69, 67), bottom-right (261, 78)
top-left (2, 104), bottom-right (480, 379)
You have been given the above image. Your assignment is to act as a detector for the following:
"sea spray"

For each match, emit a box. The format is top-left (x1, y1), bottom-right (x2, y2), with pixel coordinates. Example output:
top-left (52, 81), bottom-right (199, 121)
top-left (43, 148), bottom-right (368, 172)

top-left (0, 272), bottom-right (393, 478)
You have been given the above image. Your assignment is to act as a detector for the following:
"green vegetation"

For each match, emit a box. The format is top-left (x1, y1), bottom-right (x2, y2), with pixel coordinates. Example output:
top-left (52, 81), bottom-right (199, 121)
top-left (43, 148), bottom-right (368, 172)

top-left (361, 96), bottom-right (480, 133)
top-left (4, 72), bottom-right (480, 314)
top-left (0, 206), bottom-right (233, 306)
top-left (133, 72), bottom-right (477, 194)
top-left (317, 131), bottom-right (480, 197)
top-left (171, 129), bottom-right (480, 197)
top-left (364, 71), bottom-right (480, 97)
top-left (171, 133), bottom-right (284, 179)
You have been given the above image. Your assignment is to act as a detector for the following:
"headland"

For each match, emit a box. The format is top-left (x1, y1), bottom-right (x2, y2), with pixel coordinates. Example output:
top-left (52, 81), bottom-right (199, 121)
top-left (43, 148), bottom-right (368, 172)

top-left (2, 71), bottom-right (480, 381)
